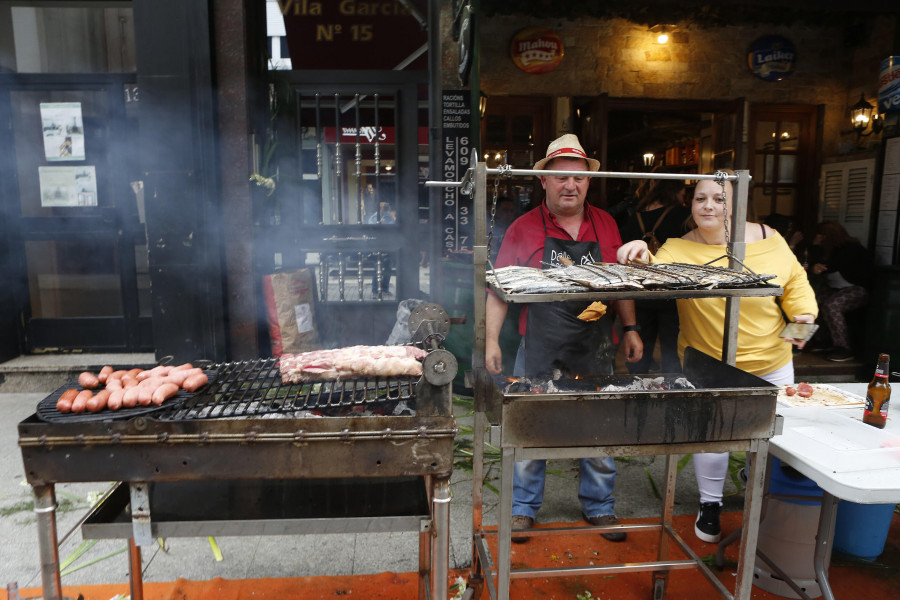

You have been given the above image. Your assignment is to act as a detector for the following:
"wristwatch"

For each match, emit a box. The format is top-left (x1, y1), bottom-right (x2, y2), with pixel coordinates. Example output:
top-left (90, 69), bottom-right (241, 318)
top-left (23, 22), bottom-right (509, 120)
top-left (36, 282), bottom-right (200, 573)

top-left (623, 325), bottom-right (640, 333)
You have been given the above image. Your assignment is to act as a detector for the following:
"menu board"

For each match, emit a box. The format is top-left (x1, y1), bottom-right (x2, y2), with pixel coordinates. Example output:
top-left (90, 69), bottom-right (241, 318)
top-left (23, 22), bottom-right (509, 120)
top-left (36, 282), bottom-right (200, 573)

top-left (441, 90), bottom-right (473, 255)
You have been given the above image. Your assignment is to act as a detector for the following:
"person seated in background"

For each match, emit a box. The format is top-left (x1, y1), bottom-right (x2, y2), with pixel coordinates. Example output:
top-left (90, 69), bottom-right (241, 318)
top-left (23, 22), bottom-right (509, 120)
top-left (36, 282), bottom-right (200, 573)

top-left (764, 213), bottom-right (806, 262)
top-left (807, 221), bottom-right (874, 362)
top-left (618, 175), bottom-right (691, 373)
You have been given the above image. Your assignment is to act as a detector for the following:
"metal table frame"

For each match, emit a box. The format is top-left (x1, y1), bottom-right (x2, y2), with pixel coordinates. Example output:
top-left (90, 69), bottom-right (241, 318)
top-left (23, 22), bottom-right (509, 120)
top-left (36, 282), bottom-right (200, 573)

top-left (431, 161), bottom-right (778, 599)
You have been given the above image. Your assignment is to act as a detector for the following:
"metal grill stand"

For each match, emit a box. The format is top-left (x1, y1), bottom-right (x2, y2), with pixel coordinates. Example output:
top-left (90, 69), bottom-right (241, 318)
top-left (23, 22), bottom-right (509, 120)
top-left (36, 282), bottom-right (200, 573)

top-left (447, 161), bottom-right (780, 600)
top-left (19, 345), bottom-right (458, 600)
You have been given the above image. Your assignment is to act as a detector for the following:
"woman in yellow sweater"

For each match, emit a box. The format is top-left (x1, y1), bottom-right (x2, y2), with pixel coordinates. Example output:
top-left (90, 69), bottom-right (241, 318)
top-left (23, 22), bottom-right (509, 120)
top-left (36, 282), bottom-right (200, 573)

top-left (617, 173), bottom-right (817, 544)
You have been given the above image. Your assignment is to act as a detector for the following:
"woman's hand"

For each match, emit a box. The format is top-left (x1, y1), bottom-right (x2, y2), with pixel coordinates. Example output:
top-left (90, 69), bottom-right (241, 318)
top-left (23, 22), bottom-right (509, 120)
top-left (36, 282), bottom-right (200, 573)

top-left (785, 314), bottom-right (816, 349)
top-left (812, 263), bottom-right (827, 275)
top-left (617, 240), bottom-right (650, 264)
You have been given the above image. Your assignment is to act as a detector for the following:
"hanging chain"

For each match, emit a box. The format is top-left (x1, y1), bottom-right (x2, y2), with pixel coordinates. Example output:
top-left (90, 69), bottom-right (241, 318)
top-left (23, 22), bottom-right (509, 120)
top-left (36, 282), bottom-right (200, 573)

top-left (714, 170), bottom-right (730, 249)
top-left (486, 164), bottom-right (512, 260)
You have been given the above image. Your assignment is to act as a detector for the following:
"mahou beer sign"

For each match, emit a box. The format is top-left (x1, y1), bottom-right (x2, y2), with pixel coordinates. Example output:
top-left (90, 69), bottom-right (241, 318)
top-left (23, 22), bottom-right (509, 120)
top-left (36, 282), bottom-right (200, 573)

top-left (510, 28), bottom-right (564, 74)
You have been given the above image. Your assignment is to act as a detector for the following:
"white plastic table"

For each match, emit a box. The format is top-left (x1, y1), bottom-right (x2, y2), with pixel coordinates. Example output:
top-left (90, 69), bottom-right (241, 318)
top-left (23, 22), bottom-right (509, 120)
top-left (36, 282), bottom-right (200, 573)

top-left (768, 382), bottom-right (900, 600)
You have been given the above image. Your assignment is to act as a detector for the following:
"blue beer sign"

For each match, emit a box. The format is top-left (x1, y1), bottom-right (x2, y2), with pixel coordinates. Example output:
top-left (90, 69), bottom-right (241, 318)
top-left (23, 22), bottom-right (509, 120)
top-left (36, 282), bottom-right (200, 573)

top-left (748, 35), bottom-right (796, 82)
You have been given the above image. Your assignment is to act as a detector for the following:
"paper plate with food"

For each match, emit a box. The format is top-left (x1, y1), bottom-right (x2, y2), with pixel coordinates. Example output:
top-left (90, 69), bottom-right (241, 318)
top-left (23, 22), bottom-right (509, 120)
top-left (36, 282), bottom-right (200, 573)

top-left (777, 382), bottom-right (866, 408)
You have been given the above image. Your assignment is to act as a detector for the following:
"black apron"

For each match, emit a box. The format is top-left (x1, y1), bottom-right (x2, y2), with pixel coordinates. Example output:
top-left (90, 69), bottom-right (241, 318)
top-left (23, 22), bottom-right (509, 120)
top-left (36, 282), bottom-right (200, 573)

top-left (523, 208), bottom-right (614, 378)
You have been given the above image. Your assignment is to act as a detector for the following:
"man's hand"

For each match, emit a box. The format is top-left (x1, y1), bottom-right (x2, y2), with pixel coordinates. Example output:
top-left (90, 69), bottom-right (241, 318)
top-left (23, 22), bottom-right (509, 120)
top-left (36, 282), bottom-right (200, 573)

top-left (486, 339), bottom-right (503, 375)
top-left (623, 330), bottom-right (643, 363)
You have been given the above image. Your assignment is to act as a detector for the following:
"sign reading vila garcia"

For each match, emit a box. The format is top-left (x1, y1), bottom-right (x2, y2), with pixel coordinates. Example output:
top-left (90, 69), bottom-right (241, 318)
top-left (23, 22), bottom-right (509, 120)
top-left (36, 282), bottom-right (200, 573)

top-left (279, 0), bottom-right (427, 70)
top-left (747, 35), bottom-right (796, 82)
top-left (510, 28), bottom-right (564, 74)
top-left (441, 91), bottom-right (472, 255)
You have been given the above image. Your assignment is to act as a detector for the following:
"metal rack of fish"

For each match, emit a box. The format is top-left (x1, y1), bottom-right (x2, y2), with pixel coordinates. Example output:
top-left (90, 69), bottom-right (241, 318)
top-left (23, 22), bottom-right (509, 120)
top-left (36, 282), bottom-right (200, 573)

top-left (487, 261), bottom-right (782, 303)
top-left (428, 159), bottom-right (780, 600)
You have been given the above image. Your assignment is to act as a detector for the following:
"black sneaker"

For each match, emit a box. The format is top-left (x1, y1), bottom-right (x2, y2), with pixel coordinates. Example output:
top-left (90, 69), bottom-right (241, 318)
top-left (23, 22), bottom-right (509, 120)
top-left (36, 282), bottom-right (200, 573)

top-left (695, 502), bottom-right (722, 543)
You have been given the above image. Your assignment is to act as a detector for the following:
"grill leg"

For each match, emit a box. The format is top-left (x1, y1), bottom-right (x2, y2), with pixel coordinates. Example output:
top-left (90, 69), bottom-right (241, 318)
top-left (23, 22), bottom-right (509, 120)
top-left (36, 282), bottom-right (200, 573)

top-left (419, 476), bottom-right (432, 600)
top-left (497, 447), bottom-right (516, 600)
top-left (128, 539), bottom-right (144, 600)
top-left (734, 440), bottom-right (769, 600)
top-left (33, 484), bottom-right (63, 600)
top-left (431, 474), bottom-right (452, 600)
top-left (653, 454), bottom-right (679, 597)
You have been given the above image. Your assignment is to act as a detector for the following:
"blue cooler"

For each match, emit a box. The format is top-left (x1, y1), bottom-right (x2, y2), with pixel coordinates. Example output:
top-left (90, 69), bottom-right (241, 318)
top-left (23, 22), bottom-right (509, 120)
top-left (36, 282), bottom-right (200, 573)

top-left (833, 501), bottom-right (896, 561)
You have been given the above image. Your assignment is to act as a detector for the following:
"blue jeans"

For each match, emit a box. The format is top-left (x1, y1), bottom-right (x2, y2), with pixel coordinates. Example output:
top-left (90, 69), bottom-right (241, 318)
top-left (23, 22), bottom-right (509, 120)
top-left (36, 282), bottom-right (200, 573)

top-left (511, 339), bottom-right (618, 519)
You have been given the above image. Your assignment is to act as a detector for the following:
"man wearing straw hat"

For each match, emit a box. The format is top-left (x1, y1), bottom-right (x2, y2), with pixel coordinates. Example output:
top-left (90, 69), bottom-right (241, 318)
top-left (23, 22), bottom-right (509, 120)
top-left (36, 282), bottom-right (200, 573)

top-left (486, 133), bottom-right (643, 542)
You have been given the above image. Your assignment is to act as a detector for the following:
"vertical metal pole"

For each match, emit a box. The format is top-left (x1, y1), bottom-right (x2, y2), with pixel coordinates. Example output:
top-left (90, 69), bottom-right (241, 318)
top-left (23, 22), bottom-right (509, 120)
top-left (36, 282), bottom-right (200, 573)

top-left (338, 252), bottom-right (345, 301)
top-left (355, 93), bottom-right (363, 224)
top-left (652, 454), bottom-right (678, 596)
top-left (374, 93), bottom-right (381, 204)
top-left (497, 447), bottom-right (515, 600)
top-left (128, 539), bottom-right (144, 600)
top-left (472, 159), bottom-right (487, 371)
top-left (357, 252), bottom-right (364, 301)
top-left (471, 157), bottom-right (490, 591)
top-left (334, 93), bottom-right (344, 224)
top-left (315, 93), bottom-right (323, 223)
top-left (722, 170), bottom-right (750, 366)
top-left (419, 475), bottom-right (433, 600)
top-left (814, 493), bottom-right (839, 600)
top-left (32, 485), bottom-right (62, 600)
top-left (431, 474), bottom-right (452, 600)
top-left (734, 439), bottom-right (769, 600)
top-left (471, 409), bottom-right (486, 552)
top-left (319, 254), bottom-right (328, 302)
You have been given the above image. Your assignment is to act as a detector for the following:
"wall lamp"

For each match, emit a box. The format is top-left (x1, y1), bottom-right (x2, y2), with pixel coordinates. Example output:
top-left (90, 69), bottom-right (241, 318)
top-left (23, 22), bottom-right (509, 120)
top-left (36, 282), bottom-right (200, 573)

top-left (845, 93), bottom-right (883, 141)
top-left (643, 152), bottom-right (655, 167)
top-left (650, 24), bottom-right (673, 44)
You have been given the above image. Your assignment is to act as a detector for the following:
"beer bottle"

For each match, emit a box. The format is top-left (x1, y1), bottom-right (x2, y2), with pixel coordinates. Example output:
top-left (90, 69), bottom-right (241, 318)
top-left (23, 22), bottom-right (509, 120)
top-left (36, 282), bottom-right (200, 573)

top-left (863, 353), bottom-right (891, 429)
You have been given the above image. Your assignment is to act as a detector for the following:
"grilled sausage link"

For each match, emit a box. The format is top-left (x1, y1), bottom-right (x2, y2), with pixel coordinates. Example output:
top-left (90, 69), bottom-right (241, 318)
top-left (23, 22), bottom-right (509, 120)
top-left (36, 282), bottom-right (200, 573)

top-left (87, 389), bottom-right (111, 413)
top-left (56, 388), bottom-right (79, 413)
top-left (78, 372), bottom-right (99, 389)
top-left (71, 389), bottom-right (93, 413)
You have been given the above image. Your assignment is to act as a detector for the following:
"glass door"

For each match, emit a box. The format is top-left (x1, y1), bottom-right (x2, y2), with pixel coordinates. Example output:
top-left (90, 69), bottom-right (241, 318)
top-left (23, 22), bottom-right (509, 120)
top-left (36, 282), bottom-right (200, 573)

top-left (749, 105), bottom-right (819, 230)
top-left (1, 78), bottom-right (150, 351)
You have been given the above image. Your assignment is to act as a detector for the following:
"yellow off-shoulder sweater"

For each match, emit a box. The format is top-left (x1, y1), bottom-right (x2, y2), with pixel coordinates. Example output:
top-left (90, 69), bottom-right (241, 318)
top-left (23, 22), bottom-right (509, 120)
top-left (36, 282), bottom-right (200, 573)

top-left (654, 235), bottom-right (818, 376)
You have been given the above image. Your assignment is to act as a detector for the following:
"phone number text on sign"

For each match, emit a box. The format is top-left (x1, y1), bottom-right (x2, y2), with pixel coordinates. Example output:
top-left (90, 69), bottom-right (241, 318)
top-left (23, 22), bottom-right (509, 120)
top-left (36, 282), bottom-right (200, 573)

top-left (442, 91), bottom-right (473, 255)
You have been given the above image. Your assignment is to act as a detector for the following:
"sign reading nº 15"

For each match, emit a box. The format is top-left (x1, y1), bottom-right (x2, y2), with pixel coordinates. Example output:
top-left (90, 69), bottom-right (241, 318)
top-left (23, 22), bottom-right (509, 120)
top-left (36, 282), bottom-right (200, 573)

top-left (278, 0), bottom-right (427, 70)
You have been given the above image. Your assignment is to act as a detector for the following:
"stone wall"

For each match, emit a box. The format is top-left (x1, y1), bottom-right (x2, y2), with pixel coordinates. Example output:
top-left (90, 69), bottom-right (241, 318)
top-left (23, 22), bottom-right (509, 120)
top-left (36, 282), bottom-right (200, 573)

top-left (475, 15), bottom-right (896, 156)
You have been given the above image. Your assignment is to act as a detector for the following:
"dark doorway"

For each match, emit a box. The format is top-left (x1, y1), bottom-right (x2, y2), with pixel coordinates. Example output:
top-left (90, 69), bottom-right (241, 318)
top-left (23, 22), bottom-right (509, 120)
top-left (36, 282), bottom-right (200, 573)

top-left (575, 96), bottom-right (744, 211)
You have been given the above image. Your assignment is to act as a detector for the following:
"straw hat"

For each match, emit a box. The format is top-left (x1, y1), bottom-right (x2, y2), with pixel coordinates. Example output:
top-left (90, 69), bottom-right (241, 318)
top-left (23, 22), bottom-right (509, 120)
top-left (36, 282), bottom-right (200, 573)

top-left (533, 133), bottom-right (600, 172)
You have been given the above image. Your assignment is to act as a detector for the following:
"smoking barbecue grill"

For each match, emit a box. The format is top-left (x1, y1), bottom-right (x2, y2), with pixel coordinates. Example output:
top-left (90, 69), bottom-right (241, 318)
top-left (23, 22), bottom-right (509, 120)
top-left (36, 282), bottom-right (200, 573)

top-left (429, 162), bottom-right (784, 600)
top-left (19, 333), bottom-right (459, 600)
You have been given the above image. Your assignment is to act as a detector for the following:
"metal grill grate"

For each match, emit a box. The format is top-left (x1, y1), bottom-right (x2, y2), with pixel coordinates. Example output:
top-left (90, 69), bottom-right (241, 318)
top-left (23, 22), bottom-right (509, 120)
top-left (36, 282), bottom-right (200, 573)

top-left (155, 358), bottom-right (419, 421)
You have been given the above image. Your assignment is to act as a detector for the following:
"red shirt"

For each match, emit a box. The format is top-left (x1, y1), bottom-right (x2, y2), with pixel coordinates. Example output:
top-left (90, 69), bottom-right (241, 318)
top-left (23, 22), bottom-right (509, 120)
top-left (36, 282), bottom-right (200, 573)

top-left (493, 201), bottom-right (623, 335)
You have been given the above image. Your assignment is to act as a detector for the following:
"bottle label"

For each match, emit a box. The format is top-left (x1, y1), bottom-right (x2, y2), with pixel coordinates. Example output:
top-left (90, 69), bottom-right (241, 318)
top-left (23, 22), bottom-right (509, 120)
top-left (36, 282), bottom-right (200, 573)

top-left (864, 395), bottom-right (889, 419)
